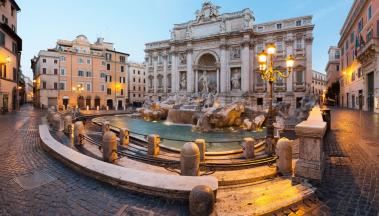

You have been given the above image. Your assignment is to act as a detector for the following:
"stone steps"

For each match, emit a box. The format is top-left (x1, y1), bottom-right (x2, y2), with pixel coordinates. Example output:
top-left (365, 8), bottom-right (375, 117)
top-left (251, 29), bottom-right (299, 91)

top-left (215, 177), bottom-right (315, 216)
top-left (214, 165), bottom-right (277, 186)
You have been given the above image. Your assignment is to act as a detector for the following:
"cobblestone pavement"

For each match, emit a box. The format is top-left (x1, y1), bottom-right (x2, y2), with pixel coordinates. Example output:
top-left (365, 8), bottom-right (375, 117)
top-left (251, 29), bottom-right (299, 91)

top-left (290, 108), bottom-right (379, 216)
top-left (0, 105), bottom-right (188, 215)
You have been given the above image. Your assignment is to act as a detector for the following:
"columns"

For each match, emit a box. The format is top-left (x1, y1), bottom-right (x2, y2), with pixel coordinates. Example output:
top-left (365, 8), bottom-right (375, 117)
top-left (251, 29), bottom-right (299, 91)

top-left (220, 44), bottom-right (228, 93)
top-left (153, 53), bottom-right (158, 94)
top-left (187, 48), bottom-right (193, 93)
top-left (195, 70), bottom-right (199, 93)
top-left (249, 44), bottom-right (255, 92)
top-left (216, 68), bottom-right (220, 93)
top-left (163, 53), bottom-right (168, 94)
top-left (171, 51), bottom-right (179, 92)
top-left (305, 35), bottom-right (313, 92)
top-left (241, 36), bottom-right (250, 92)
top-left (285, 38), bottom-right (294, 92)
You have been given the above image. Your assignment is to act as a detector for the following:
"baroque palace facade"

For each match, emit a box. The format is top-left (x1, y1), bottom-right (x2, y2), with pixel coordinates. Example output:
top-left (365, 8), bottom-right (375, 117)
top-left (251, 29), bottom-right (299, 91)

top-left (145, 2), bottom-right (314, 109)
top-left (31, 35), bottom-right (129, 110)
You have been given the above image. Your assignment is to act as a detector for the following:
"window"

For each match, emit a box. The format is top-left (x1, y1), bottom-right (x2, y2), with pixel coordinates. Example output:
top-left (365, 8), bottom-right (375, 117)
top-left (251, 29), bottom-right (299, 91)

top-left (59, 82), bottom-right (65, 90)
top-left (368, 4), bottom-right (372, 21)
top-left (78, 70), bottom-right (84, 77)
top-left (120, 56), bottom-right (126, 63)
top-left (60, 56), bottom-right (66, 61)
top-left (345, 40), bottom-right (349, 50)
top-left (106, 75), bottom-right (112, 82)
top-left (107, 64), bottom-right (111, 70)
top-left (100, 73), bottom-right (106, 79)
top-left (12, 68), bottom-right (16, 81)
top-left (121, 65), bottom-right (124, 72)
top-left (54, 68), bottom-right (58, 75)
top-left (121, 89), bottom-right (124, 95)
top-left (107, 88), bottom-right (112, 95)
top-left (106, 53), bottom-right (112, 60)
top-left (54, 82), bottom-right (58, 90)
top-left (335, 51), bottom-right (340, 59)
top-left (133, 70), bottom-right (135, 74)
top-left (102, 61), bottom-right (106, 66)
top-left (296, 20), bottom-right (302, 26)
top-left (42, 68), bottom-right (46, 74)
top-left (78, 58), bottom-right (83, 64)
top-left (276, 23), bottom-right (282, 29)
top-left (87, 59), bottom-right (91, 64)
top-left (296, 38), bottom-right (303, 49)
top-left (366, 29), bottom-right (373, 42)
top-left (276, 41), bottom-right (283, 52)
top-left (350, 31), bottom-right (355, 45)
top-left (133, 77), bottom-right (135, 82)
top-left (296, 97), bottom-right (302, 108)
top-left (12, 42), bottom-right (17, 53)
top-left (86, 83), bottom-right (91, 91)
top-left (42, 59), bottom-right (46, 63)
top-left (86, 71), bottom-right (92, 77)
top-left (358, 18), bottom-right (363, 32)
top-left (54, 59), bottom-right (58, 64)
top-left (336, 65), bottom-right (339, 71)
top-left (0, 31), bottom-right (5, 47)
top-left (60, 68), bottom-right (66, 76)
top-left (42, 81), bottom-right (47, 89)
top-left (277, 98), bottom-right (283, 102)
top-left (138, 70), bottom-right (140, 75)
top-left (101, 85), bottom-right (105, 92)
top-left (133, 86), bottom-right (136, 90)
top-left (296, 71), bottom-right (303, 83)
top-left (257, 98), bottom-right (263, 105)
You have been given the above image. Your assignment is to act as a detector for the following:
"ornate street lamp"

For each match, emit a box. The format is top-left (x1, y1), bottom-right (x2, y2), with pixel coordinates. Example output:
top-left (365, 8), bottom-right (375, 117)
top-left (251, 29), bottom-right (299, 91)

top-left (72, 84), bottom-right (84, 108)
top-left (257, 44), bottom-right (295, 156)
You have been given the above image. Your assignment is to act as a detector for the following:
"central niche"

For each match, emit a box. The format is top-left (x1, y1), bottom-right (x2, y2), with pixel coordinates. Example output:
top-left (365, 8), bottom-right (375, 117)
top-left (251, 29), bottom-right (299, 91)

top-left (197, 53), bottom-right (218, 93)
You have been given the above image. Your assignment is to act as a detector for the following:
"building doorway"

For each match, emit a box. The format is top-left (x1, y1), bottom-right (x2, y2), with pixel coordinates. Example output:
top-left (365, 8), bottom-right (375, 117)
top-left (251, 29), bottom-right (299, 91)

top-left (106, 99), bottom-right (113, 109)
top-left (85, 96), bottom-right (91, 109)
top-left (78, 96), bottom-right (85, 108)
top-left (346, 93), bottom-right (349, 108)
top-left (359, 90), bottom-right (363, 110)
top-left (117, 100), bottom-right (123, 109)
top-left (367, 72), bottom-right (374, 112)
top-left (94, 96), bottom-right (100, 108)
top-left (62, 97), bottom-right (69, 109)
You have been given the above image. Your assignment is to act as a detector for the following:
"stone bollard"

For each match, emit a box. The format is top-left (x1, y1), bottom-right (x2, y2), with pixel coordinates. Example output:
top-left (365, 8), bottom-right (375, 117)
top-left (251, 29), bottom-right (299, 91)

top-left (243, 137), bottom-right (255, 159)
top-left (102, 131), bottom-right (118, 163)
top-left (180, 142), bottom-right (200, 176)
top-left (189, 185), bottom-right (215, 216)
top-left (86, 105), bottom-right (89, 111)
top-left (102, 121), bottom-right (110, 136)
top-left (73, 121), bottom-right (85, 145)
top-left (195, 139), bottom-right (206, 161)
top-left (276, 137), bottom-right (293, 175)
top-left (64, 115), bottom-right (73, 134)
top-left (119, 128), bottom-right (129, 146)
top-left (52, 113), bottom-right (63, 131)
top-left (147, 134), bottom-right (160, 156)
top-left (106, 106), bottom-right (109, 111)
top-left (97, 106), bottom-right (99, 111)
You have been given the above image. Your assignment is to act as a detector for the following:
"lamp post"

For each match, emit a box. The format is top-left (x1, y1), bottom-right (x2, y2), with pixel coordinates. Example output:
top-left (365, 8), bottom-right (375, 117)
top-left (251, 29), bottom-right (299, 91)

top-left (257, 44), bottom-right (295, 156)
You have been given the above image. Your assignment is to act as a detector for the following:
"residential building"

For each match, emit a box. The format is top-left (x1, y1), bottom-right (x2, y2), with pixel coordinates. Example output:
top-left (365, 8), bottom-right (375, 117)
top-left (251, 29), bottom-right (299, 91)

top-left (24, 76), bottom-right (33, 103)
top-left (127, 62), bottom-right (146, 107)
top-left (31, 35), bottom-right (129, 110)
top-left (311, 70), bottom-right (327, 103)
top-left (145, 2), bottom-right (314, 110)
top-left (325, 46), bottom-right (340, 88)
top-left (338, 0), bottom-right (379, 112)
top-left (0, 0), bottom-right (22, 112)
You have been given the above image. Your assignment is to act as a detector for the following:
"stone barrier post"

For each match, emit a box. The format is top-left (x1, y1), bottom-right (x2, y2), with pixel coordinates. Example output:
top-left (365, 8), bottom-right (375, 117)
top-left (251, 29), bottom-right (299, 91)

top-left (119, 128), bottom-right (129, 146)
top-left (147, 134), bottom-right (160, 156)
top-left (96, 106), bottom-right (99, 111)
top-left (243, 137), bottom-right (255, 159)
top-left (64, 115), bottom-right (73, 134)
top-left (74, 121), bottom-right (85, 145)
top-left (189, 185), bottom-right (215, 216)
top-left (102, 121), bottom-right (110, 136)
top-left (180, 142), bottom-right (200, 176)
top-left (52, 113), bottom-right (63, 131)
top-left (276, 137), bottom-right (292, 175)
top-left (294, 107), bottom-right (327, 181)
top-left (195, 139), bottom-right (206, 161)
top-left (102, 131), bottom-right (118, 163)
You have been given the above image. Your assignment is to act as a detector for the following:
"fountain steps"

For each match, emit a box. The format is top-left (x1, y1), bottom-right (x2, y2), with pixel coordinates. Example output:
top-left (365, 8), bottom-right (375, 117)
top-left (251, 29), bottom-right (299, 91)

top-left (215, 178), bottom-right (316, 216)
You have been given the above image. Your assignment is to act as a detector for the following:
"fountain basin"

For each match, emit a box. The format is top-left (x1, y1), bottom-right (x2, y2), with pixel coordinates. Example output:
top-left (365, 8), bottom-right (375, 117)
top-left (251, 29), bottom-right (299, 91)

top-left (92, 115), bottom-right (267, 153)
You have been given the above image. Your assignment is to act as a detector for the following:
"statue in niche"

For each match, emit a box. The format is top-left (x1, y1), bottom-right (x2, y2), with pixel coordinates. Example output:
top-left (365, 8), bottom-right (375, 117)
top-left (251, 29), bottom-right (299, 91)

top-left (199, 71), bottom-right (209, 93)
top-left (243, 13), bottom-right (252, 30)
top-left (179, 53), bottom-right (187, 65)
top-left (180, 73), bottom-right (187, 90)
top-left (220, 18), bottom-right (226, 33)
top-left (186, 25), bottom-right (192, 39)
top-left (230, 47), bottom-right (240, 59)
top-left (231, 70), bottom-right (241, 90)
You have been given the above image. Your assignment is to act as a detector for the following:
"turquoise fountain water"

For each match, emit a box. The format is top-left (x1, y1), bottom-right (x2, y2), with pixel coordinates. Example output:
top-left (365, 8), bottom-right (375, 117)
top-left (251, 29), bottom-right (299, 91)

top-left (93, 115), bottom-right (267, 153)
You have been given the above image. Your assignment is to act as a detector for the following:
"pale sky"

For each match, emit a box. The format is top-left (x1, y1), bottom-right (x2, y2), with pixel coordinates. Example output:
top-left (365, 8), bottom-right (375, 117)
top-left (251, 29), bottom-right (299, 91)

top-left (17, 0), bottom-right (353, 79)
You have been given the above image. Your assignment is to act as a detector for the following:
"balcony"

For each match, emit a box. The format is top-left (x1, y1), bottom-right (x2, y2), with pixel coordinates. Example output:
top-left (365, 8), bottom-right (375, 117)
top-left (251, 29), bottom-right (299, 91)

top-left (294, 82), bottom-right (305, 92)
top-left (274, 83), bottom-right (286, 92)
top-left (254, 83), bottom-right (266, 93)
top-left (357, 37), bottom-right (378, 63)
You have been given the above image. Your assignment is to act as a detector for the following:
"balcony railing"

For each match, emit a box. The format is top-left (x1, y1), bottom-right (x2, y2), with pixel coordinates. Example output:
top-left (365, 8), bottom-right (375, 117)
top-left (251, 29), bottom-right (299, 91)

top-left (357, 37), bottom-right (378, 62)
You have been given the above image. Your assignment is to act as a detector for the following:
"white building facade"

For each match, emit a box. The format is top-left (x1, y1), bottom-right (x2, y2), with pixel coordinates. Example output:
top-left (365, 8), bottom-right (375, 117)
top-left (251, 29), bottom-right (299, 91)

top-left (145, 2), bottom-right (314, 109)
